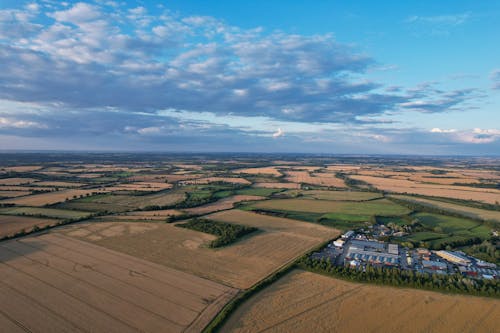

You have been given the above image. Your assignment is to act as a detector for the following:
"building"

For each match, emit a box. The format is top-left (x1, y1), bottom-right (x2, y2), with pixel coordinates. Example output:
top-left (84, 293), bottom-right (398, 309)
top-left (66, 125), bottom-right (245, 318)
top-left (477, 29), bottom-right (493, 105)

top-left (388, 244), bottom-right (399, 255)
top-left (345, 239), bottom-right (399, 266)
top-left (436, 251), bottom-right (471, 266)
top-left (422, 260), bottom-right (447, 271)
top-left (342, 230), bottom-right (355, 239)
top-left (333, 239), bottom-right (345, 247)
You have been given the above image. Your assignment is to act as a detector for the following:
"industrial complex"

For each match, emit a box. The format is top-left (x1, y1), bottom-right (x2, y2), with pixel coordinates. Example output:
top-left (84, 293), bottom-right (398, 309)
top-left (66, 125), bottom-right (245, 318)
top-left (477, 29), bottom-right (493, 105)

top-left (312, 231), bottom-right (499, 280)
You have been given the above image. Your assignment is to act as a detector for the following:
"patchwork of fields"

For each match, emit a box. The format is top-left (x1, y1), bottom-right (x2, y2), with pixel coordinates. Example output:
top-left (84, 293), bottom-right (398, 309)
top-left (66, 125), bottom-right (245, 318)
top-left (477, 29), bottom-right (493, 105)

top-left (1, 157), bottom-right (499, 332)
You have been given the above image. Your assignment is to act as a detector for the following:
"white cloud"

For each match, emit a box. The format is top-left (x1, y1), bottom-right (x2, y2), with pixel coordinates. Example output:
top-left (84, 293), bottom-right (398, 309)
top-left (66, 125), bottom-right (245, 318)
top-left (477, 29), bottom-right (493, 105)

top-left (272, 128), bottom-right (285, 138)
top-left (430, 128), bottom-right (456, 133)
top-left (0, 117), bottom-right (46, 129)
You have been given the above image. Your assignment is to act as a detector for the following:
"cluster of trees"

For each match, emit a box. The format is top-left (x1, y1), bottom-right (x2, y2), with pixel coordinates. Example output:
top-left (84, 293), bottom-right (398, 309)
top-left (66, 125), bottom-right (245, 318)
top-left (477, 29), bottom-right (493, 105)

top-left (464, 240), bottom-right (499, 264)
top-left (297, 257), bottom-right (499, 298)
top-left (177, 218), bottom-right (258, 248)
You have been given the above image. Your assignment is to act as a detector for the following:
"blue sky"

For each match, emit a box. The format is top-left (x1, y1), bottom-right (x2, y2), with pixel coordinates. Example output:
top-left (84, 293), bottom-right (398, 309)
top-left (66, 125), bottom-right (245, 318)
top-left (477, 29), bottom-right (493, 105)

top-left (0, 1), bottom-right (499, 154)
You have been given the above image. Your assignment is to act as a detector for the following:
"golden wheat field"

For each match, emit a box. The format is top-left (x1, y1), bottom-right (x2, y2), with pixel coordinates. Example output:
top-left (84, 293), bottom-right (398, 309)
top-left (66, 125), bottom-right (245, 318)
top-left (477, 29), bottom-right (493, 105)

top-left (60, 210), bottom-right (338, 289)
top-left (0, 215), bottom-right (59, 238)
top-left (391, 195), bottom-right (500, 222)
top-left (0, 189), bottom-right (109, 206)
top-left (350, 175), bottom-right (500, 204)
top-left (233, 167), bottom-right (283, 177)
top-left (285, 171), bottom-right (346, 188)
top-left (0, 233), bottom-right (237, 333)
top-left (0, 178), bottom-right (38, 185)
top-left (222, 270), bottom-right (500, 333)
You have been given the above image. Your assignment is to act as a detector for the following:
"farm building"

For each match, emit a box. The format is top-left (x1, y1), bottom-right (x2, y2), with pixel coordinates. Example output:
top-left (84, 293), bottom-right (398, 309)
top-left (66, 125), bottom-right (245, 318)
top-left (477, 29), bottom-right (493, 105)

top-left (422, 260), bottom-right (447, 271)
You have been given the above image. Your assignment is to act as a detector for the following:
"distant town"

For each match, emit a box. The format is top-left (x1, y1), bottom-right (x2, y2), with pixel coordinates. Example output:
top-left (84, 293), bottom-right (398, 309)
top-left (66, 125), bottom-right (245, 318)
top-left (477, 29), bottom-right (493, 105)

top-left (313, 230), bottom-right (499, 280)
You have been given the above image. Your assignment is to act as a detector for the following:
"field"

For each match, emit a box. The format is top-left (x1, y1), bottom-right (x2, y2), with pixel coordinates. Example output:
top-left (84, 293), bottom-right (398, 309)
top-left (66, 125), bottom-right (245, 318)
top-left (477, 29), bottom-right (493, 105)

top-left (179, 177), bottom-right (251, 185)
top-left (63, 191), bottom-right (186, 212)
top-left (183, 195), bottom-right (263, 215)
top-left (391, 195), bottom-right (500, 222)
top-left (0, 189), bottom-right (109, 206)
top-left (350, 175), bottom-right (500, 204)
top-left (59, 210), bottom-right (339, 289)
top-left (401, 212), bottom-right (493, 247)
top-left (0, 178), bottom-right (38, 185)
top-left (0, 207), bottom-right (91, 219)
top-left (0, 190), bottom-right (31, 198)
top-left (0, 233), bottom-right (237, 333)
top-left (0, 215), bottom-right (59, 238)
top-left (297, 190), bottom-right (383, 201)
top-left (250, 198), bottom-right (410, 216)
top-left (285, 171), bottom-right (346, 188)
top-left (253, 182), bottom-right (301, 189)
top-left (222, 270), bottom-right (500, 333)
top-left (233, 167), bottom-right (283, 177)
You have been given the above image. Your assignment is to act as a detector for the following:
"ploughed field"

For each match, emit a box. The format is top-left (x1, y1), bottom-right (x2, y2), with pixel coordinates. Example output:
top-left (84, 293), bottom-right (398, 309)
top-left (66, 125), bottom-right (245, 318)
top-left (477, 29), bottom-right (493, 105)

top-left (0, 233), bottom-right (237, 333)
top-left (59, 210), bottom-right (339, 289)
top-left (222, 270), bottom-right (500, 333)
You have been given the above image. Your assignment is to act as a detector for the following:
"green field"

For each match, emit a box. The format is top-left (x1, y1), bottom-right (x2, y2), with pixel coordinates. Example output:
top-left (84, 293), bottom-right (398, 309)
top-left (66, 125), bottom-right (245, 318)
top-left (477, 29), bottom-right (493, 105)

top-left (250, 198), bottom-right (410, 216)
top-left (235, 188), bottom-right (282, 197)
top-left (376, 216), bottom-right (409, 226)
top-left (299, 190), bottom-right (382, 201)
top-left (400, 213), bottom-right (493, 249)
top-left (414, 212), bottom-right (480, 233)
top-left (0, 207), bottom-right (92, 219)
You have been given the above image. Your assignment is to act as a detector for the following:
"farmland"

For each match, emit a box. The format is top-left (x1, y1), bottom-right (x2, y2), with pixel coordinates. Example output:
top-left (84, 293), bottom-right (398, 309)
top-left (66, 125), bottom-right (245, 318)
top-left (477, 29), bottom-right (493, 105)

top-left (350, 175), bottom-right (500, 204)
top-left (0, 215), bottom-right (60, 238)
top-left (0, 206), bottom-right (92, 219)
top-left (221, 270), bottom-right (500, 333)
top-left (0, 233), bottom-right (237, 333)
top-left (1, 153), bottom-right (499, 332)
top-left (391, 195), bottom-right (500, 222)
top-left (249, 198), bottom-right (411, 215)
top-left (59, 210), bottom-right (339, 289)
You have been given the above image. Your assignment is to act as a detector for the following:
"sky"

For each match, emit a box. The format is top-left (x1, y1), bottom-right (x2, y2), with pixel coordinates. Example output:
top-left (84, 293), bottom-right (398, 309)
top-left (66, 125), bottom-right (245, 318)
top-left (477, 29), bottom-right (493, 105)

top-left (0, 0), bottom-right (499, 155)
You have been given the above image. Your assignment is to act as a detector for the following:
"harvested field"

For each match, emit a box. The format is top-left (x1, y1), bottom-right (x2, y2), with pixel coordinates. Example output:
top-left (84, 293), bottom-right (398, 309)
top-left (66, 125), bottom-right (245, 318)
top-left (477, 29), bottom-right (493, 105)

top-left (2, 166), bottom-right (42, 172)
top-left (325, 165), bottom-right (362, 171)
top-left (253, 182), bottom-right (301, 189)
top-left (0, 207), bottom-right (91, 219)
top-left (250, 198), bottom-right (410, 216)
top-left (183, 195), bottom-right (263, 215)
top-left (0, 233), bottom-right (237, 333)
top-left (391, 195), bottom-right (500, 222)
top-left (0, 215), bottom-right (59, 238)
top-left (233, 167), bottom-right (283, 177)
top-left (299, 190), bottom-right (383, 201)
top-left (0, 191), bottom-right (31, 198)
top-left (222, 269), bottom-right (500, 333)
top-left (88, 191), bottom-right (186, 209)
top-left (351, 175), bottom-right (500, 204)
top-left (0, 178), bottom-right (38, 185)
top-left (103, 182), bottom-right (172, 192)
top-left (0, 189), bottom-right (109, 206)
top-left (179, 177), bottom-right (251, 185)
top-left (285, 171), bottom-right (346, 188)
top-left (62, 210), bottom-right (339, 289)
